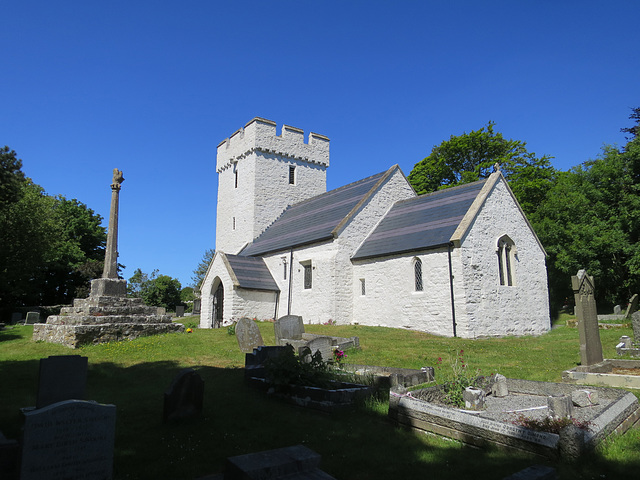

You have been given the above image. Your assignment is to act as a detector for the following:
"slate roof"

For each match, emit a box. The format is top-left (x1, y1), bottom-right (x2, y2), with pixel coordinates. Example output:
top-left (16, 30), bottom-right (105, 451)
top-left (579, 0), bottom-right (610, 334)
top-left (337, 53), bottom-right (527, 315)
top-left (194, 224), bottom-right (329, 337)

top-left (352, 179), bottom-right (487, 260)
top-left (241, 168), bottom-right (394, 257)
top-left (224, 254), bottom-right (279, 291)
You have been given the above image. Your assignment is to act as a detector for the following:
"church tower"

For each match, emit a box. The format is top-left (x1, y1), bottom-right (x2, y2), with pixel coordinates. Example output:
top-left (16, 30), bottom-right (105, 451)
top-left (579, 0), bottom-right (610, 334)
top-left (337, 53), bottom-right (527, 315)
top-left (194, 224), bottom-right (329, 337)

top-left (215, 117), bottom-right (330, 254)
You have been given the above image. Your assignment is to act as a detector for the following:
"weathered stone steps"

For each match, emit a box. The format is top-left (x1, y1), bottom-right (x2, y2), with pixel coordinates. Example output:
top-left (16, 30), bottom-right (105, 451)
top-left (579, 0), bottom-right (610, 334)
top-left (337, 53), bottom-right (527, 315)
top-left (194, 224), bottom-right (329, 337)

top-left (46, 315), bottom-right (173, 326)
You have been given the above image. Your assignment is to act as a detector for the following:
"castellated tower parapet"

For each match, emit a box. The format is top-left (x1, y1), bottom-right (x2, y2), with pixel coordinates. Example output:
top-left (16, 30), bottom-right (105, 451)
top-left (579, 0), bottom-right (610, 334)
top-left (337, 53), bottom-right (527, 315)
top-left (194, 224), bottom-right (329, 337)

top-left (215, 117), bottom-right (330, 255)
top-left (216, 117), bottom-right (330, 173)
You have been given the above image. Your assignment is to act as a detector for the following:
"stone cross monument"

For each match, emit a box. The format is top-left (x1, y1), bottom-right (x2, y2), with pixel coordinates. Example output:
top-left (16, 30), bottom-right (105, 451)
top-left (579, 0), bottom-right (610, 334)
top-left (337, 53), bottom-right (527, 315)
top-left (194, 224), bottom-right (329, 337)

top-left (572, 269), bottom-right (604, 368)
top-left (103, 168), bottom-right (124, 279)
top-left (90, 169), bottom-right (127, 297)
top-left (32, 168), bottom-right (184, 347)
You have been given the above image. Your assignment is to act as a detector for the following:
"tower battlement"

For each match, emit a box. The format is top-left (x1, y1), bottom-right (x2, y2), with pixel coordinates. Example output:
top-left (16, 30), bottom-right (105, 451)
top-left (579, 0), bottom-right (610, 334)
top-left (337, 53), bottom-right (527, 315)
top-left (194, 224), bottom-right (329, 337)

top-left (216, 117), bottom-right (330, 172)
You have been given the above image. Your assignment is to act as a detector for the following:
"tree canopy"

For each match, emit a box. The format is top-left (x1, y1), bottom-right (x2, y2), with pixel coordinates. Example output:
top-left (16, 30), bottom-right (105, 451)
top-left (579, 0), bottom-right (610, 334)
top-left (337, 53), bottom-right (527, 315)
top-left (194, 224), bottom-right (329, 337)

top-left (0, 151), bottom-right (106, 319)
top-left (128, 268), bottom-right (183, 311)
top-left (533, 111), bottom-right (640, 311)
top-left (191, 248), bottom-right (215, 289)
top-left (407, 122), bottom-right (556, 216)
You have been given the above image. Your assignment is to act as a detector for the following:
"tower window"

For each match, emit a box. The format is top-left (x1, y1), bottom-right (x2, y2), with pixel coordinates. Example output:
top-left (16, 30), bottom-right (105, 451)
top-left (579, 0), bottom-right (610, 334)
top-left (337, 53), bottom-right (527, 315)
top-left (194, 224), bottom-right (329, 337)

top-left (233, 217), bottom-right (236, 230)
top-left (360, 278), bottom-right (366, 296)
top-left (235, 168), bottom-right (238, 188)
top-left (497, 236), bottom-right (516, 286)
top-left (289, 165), bottom-right (296, 185)
top-left (414, 258), bottom-right (423, 292)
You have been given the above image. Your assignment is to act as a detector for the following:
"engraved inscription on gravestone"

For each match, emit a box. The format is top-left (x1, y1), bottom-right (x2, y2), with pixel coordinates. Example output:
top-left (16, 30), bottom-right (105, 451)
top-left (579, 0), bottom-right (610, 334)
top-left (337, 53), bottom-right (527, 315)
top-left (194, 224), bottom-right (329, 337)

top-left (572, 269), bottom-right (604, 367)
top-left (235, 317), bottom-right (265, 353)
top-left (20, 400), bottom-right (116, 480)
top-left (274, 315), bottom-right (304, 345)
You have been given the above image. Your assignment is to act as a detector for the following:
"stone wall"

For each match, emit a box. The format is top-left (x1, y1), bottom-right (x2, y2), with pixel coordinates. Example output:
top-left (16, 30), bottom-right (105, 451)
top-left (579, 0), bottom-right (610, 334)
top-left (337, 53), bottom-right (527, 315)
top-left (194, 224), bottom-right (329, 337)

top-left (215, 118), bottom-right (329, 254)
top-left (457, 177), bottom-right (550, 337)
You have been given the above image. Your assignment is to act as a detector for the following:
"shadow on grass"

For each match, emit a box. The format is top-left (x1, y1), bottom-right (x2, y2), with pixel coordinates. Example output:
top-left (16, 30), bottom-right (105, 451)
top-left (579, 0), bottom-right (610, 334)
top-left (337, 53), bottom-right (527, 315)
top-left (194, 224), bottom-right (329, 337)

top-left (1, 352), bottom-right (639, 479)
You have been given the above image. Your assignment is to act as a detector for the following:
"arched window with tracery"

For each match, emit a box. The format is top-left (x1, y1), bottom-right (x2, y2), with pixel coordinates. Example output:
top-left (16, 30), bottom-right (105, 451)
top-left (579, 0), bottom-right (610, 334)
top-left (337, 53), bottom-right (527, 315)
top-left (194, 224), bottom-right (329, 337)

top-left (414, 257), bottom-right (423, 292)
top-left (497, 236), bottom-right (516, 286)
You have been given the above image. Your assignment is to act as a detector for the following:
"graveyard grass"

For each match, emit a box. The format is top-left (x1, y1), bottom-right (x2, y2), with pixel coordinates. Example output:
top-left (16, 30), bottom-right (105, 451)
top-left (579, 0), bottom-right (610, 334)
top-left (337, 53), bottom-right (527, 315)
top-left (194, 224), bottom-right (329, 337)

top-left (1, 315), bottom-right (640, 480)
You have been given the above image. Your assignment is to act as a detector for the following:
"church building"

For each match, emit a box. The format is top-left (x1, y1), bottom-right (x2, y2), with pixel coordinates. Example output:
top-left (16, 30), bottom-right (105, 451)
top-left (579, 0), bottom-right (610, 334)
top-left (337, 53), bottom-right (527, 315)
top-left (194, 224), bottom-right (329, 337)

top-left (199, 117), bottom-right (550, 338)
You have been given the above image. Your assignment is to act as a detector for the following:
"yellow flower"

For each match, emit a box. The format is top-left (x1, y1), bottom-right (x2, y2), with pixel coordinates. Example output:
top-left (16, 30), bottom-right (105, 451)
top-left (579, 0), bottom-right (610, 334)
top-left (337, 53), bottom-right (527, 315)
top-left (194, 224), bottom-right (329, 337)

top-left (186, 328), bottom-right (193, 333)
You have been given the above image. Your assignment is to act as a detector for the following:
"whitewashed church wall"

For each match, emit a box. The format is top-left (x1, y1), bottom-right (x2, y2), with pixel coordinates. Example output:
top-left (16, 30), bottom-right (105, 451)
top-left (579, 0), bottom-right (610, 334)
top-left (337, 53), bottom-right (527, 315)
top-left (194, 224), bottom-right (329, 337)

top-left (215, 158), bottom-right (257, 254)
top-left (253, 152), bottom-right (327, 237)
top-left (457, 178), bottom-right (550, 337)
top-left (333, 168), bottom-right (416, 324)
top-left (262, 243), bottom-right (339, 325)
top-left (199, 254), bottom-right (234, 329)
top-left (352, 248), bottom-right (456, 336)
top-left (215, 119), bottom-right (329, 255)
top-left (231, 288), bottom-right (279, 322)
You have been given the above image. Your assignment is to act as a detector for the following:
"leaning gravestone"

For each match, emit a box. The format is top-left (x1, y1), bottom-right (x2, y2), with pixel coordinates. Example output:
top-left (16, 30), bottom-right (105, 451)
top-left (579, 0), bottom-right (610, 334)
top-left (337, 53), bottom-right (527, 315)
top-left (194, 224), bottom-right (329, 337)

top-left (274, 315), bottom-right (304, 345)
top-left (235, 317), bottom-right (265, 353)
top-left (20, 400), bottom-right (116, 480)
top-left (304, 336), bottom-right (334, 362)
top-left (25, 312), bottom-right (40, 325)
top-left (36, 355), bottom-right (88, 409)
top-left (572, 269), bottom-right (603, 367)
top-left (626, 294), bottom-right (639, 319)
top-left (163, 368), bottom-right (204, 423)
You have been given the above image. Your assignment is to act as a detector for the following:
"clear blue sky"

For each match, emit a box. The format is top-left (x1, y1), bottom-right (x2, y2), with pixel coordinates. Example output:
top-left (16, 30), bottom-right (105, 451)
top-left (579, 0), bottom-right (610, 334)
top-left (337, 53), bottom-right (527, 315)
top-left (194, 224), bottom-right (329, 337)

top-left (2, 1), bottom-right (639, 288)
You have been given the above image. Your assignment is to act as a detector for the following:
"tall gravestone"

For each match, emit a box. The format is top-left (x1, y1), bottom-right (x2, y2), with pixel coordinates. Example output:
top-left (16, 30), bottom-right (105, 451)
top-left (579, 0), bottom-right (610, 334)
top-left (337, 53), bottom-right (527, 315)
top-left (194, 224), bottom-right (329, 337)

top-left (163, 368), bottom-right (204, 423)
top-left (20, 400), bottom-right (116, 480)
top-left (36, 355), bottom-right (88, 409)
top-left (274, 315), bottom-right (304, 345)
top-left (235, 317), bottom-right (265, 353)
top-left (572, 269), bottom-right (603, 368)
top-left (32, 169), bottom-right (183, 348)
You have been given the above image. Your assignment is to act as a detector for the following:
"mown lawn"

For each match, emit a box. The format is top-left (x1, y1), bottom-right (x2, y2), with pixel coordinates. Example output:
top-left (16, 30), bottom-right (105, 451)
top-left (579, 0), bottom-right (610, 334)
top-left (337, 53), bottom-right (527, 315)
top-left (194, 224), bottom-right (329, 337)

top-left (1, 315), bottom-right (639, 479)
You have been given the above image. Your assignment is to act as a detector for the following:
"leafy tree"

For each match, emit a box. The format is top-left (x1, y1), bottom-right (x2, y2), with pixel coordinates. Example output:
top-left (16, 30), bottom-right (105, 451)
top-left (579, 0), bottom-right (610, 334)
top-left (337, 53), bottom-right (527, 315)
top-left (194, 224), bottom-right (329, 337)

top-left (0, 150), bottom-right (106, 320)
top-left (408, 122), bottom-right (556, 216)
top-left (621, 106), bottom-right (640, 140)
top-left (0, 146), bottom-right (26, 207)
top-left (534, 109), bottom-right (640, 312)
top-left (128, 268), bottom-right (182, 310)
top-left (181, 286), bottom-right (195, 303)
top-left (191, 248), bottom-right (215, 289)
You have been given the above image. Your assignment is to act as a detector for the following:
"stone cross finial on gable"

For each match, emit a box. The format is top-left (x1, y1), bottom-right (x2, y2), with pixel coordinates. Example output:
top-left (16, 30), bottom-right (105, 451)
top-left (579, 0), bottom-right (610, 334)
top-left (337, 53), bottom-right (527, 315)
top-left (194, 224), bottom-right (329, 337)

top-left (493, 163), bottom-right (501, 172)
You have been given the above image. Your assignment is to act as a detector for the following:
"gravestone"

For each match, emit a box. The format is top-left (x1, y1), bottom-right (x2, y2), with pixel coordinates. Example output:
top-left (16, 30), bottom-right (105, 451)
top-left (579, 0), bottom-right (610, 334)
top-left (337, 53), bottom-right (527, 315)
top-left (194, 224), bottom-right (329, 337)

top-left (193, 298), bottom-right (201, 315)
top-left (304, 336), bottom-right (334, 362)
top-left (235, 317), bottom-right (265, 353)
top-left (632, 311), bottom-right (640, 342)
top-left (11, 312), bottom-right (22, 324)
top-left (20, 400), bottom-right (116, 480)
top-left (613, 305), bottom-right (622, 315)
top-left (274, 315), bottom-right (304, 345)
top-left (572, 270), bottom-right (603, 367)
top-left (37, 355), bottom-right (88, 409)
top-left (176, 305), bottom-right (185, 317)
top-left (163, 368), bottom-right (204, 423)
top-left (25, 311), bottom-right (39, 325)
top-left (626, 294), bottom-right (639, 319)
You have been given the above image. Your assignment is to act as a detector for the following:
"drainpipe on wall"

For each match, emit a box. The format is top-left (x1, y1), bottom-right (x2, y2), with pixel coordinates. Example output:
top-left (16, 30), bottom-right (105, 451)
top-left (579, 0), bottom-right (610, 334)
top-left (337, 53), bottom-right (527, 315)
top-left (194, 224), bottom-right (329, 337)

top-left (287, 249), bottom-right (294, 315)
top-left (274, 291), bottom-right (280, 322)
top-left (448, 242), bottom-right (457, 337)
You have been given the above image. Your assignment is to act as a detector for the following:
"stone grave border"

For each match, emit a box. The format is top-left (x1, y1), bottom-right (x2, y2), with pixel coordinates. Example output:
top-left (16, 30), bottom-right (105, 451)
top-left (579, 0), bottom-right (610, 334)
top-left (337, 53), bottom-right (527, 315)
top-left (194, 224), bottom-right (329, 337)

top-left (389, 378), bottom-right (640, 459)
top-left (563, 358), bottom-right (640, 389)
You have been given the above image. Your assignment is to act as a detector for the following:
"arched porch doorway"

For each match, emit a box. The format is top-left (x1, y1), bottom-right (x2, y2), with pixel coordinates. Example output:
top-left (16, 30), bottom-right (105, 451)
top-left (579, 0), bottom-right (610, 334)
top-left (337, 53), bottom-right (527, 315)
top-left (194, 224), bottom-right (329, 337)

top-left (212, 281), bottom-right (224, 328)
